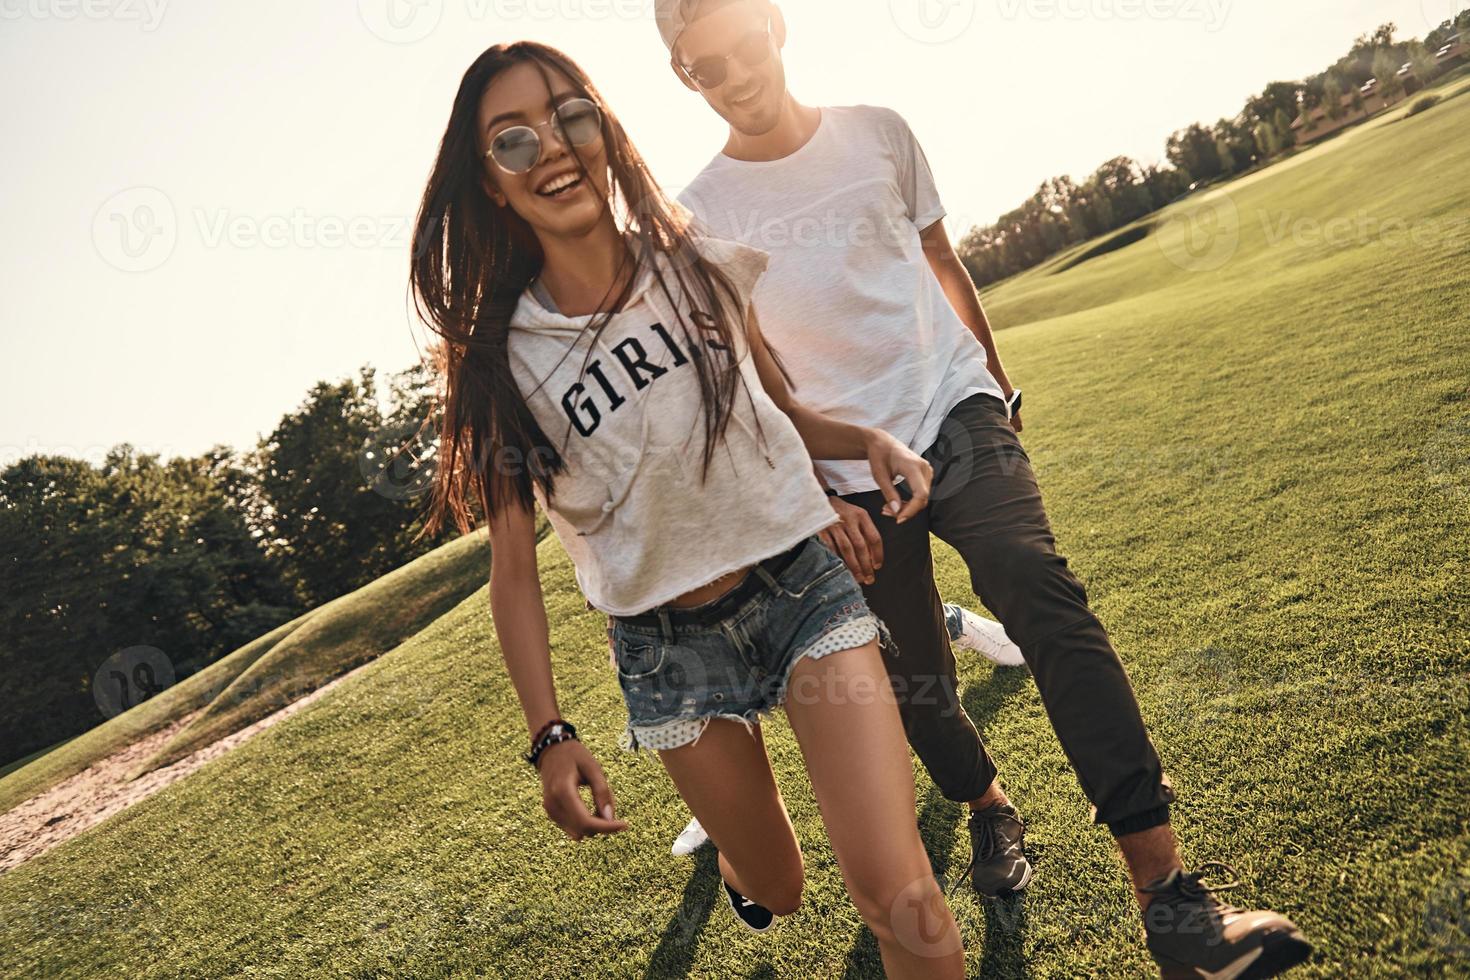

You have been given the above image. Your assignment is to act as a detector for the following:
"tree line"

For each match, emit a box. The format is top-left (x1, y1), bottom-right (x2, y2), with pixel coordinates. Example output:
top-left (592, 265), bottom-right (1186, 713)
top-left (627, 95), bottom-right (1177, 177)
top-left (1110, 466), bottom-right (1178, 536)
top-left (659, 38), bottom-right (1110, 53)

top-left (956, 16), bottom-right (1470, 289)
top-left (6, 13), bottom-right (1467, 769)
top-left (0, 365), bottom-right (453, 767)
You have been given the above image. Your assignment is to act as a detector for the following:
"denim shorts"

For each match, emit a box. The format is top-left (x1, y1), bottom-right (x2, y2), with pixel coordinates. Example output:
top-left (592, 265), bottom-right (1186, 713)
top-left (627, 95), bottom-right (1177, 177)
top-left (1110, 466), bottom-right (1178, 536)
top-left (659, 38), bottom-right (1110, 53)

top-left (606, 535), bottom-right (890, 754)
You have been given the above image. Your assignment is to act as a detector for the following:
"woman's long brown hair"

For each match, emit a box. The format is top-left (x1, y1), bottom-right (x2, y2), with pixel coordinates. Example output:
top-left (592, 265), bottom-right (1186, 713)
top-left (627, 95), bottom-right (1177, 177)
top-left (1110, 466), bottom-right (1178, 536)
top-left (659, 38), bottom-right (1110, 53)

top-left (410, 41), bottom-right (761, 538)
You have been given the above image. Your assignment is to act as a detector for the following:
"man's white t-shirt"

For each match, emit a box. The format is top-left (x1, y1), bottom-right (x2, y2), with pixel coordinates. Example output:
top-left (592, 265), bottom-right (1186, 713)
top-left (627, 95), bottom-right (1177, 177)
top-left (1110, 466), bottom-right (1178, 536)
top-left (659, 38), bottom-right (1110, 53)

top-left (678, 104), bottom-right (1004, 494)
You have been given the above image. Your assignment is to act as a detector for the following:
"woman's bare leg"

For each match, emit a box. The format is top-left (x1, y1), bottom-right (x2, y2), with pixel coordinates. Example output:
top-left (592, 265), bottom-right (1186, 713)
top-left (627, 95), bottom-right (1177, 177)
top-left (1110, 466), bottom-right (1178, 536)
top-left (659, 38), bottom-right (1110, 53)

top-left (657, 719), bottom-right (804, 914)
top-left (783, 639), bottom-right (965, 980)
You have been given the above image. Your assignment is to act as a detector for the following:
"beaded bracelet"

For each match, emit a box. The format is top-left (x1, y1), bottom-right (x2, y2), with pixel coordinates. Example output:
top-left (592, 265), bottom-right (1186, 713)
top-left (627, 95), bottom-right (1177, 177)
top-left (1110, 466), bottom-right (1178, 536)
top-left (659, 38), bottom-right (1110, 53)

top-left (525, 719), bottom-right (578, 769)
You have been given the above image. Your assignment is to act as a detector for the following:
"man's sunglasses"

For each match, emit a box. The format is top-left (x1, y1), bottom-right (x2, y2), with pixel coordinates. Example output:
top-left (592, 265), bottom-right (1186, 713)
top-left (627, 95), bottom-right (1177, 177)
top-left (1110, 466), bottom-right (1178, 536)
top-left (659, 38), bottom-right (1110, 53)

top-left (484, 97), bottom-right (603, 175)
top-left (675, 28), bottom-right (772, 91)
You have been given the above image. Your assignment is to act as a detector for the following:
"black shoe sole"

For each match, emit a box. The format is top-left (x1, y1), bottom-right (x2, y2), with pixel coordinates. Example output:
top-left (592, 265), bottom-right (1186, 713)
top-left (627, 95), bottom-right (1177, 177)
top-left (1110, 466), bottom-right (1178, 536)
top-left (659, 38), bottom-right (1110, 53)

top-left (1155, 928), bottom-right (1313, 980)
top-left (973, 859), bottom-right (1035, 899)
top-left (1238, 929), bottom-right (1313, 980)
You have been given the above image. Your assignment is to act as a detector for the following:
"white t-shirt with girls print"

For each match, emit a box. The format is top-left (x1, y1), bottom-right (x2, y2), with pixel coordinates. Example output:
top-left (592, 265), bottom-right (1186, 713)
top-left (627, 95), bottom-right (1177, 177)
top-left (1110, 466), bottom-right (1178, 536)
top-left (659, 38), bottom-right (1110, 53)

top-left (507, 235), bottom-right (839, 616)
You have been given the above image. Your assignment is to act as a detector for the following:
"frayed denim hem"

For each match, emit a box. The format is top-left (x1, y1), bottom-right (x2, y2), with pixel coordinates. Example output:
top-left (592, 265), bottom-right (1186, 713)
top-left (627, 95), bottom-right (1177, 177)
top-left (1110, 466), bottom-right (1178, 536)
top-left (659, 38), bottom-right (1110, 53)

top-left (618, 708), bottom-right (766, 755)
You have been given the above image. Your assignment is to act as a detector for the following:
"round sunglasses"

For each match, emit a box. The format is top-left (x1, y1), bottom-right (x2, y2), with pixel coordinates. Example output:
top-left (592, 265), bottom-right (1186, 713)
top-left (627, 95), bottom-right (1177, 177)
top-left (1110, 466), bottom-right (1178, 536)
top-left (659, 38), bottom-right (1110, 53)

top-left (484, 97), bottom-right (603, 175)
top-left (676, 27), bottom-right (772, 91)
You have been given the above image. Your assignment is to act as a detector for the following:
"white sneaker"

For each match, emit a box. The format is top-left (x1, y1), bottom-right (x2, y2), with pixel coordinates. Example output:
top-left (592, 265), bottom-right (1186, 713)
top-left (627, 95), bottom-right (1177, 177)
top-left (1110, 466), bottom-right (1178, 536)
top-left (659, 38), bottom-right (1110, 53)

top-left (671, 816), bottom-right (709, 857)
top-left (944, 604), bottom-right (1026, 668)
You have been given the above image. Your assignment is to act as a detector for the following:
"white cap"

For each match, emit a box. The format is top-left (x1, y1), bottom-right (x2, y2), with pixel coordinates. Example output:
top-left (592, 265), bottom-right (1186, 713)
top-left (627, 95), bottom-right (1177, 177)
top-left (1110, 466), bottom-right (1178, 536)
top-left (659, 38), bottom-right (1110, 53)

top-left (654, 0), bottom-right (690, 53)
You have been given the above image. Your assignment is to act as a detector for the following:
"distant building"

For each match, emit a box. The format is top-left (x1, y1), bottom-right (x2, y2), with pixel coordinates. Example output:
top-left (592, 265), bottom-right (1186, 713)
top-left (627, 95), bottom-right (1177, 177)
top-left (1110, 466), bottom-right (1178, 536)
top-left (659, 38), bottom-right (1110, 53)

top-left (1291, 86), bottom-right (1401, 144)
top-left (1291, 36), bottom-right (1468, 144)
top-left (1435, 34), bottom-right (1467, 67)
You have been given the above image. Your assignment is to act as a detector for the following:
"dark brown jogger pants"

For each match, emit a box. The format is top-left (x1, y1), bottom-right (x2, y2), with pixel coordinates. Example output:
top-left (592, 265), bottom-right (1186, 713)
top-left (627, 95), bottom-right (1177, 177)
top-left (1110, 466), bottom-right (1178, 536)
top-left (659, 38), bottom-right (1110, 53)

top-left (841, 392), bottom-right (1174, 836)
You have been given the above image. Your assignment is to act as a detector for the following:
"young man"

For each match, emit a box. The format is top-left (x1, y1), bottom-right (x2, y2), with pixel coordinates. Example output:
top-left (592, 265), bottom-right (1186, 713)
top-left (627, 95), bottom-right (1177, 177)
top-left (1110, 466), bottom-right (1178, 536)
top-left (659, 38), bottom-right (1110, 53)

top-left (655, 2), bottom-right (1315, 977)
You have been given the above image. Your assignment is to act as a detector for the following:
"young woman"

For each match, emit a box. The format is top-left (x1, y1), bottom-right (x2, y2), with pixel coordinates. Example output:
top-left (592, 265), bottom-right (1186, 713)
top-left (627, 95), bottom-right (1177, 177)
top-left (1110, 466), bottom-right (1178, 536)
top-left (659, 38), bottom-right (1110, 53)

top-left (409, 41), bottom-right (964, 978)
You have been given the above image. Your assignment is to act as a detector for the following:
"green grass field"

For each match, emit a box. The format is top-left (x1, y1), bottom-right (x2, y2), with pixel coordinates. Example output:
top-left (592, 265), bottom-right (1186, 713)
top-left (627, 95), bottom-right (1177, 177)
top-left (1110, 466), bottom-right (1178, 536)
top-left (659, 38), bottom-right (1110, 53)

top-left (2, 77), bottom-right (1467, 978)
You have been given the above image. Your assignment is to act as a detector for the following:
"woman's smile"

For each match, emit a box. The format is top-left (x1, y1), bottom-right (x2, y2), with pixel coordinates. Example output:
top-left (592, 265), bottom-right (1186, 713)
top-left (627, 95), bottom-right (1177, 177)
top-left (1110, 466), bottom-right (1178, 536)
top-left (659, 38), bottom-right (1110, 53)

top-left (535, 168), bottom-right (587, 200)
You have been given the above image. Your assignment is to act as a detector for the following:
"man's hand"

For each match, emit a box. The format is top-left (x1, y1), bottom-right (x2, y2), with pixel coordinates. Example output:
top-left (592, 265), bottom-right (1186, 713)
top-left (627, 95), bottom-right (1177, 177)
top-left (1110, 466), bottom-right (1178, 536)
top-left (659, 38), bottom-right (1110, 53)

top-left (866, 431), bottom-right (932, 523)
top-left (538, 740), bottom-right (628, 841)
top-left (820, 495), bottom-right (885, 586)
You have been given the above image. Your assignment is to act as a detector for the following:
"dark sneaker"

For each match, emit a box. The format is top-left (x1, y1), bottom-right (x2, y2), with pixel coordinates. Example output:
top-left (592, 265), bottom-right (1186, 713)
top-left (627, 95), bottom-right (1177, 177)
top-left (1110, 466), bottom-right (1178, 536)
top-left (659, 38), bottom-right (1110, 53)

top-left (722, 880), bottom-right (776, 933)
top-left (1142, 863), bottom-right (1312, 980)
top-left (961, 802), bottom-right (1034, 898)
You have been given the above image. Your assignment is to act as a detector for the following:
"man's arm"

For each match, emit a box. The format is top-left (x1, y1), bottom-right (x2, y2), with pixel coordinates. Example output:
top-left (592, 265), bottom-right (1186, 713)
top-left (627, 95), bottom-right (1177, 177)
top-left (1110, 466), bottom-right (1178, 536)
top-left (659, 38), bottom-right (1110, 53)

top-left (744, 304), bottom-right (932, 525)
top-left (918, 218), bottom-right (1022, 431)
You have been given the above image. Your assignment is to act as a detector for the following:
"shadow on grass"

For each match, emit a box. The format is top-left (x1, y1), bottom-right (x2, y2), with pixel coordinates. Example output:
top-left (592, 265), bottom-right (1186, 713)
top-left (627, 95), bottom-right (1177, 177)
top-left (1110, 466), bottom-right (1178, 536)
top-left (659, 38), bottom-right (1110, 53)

top-left (643, 846), bottom-right (721, 979)
top-left (837, 664), bottom-right (1035, 978)
top-left (965, 664), bottom-right (1037, 980)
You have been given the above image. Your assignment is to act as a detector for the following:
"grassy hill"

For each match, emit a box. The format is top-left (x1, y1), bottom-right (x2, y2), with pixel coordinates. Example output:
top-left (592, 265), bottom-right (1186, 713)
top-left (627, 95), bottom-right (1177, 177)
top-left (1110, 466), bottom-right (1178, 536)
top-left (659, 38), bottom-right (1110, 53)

top-left (1, 77), bottom-right (1467, 978)
top-left (0, 530), bottom-right (493, 817)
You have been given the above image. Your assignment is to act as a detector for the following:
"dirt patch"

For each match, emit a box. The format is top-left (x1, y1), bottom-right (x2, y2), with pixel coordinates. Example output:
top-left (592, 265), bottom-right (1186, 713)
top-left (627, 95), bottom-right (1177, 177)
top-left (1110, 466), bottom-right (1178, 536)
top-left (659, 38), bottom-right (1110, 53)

top-left (0, 662), bottom-right (368, 875)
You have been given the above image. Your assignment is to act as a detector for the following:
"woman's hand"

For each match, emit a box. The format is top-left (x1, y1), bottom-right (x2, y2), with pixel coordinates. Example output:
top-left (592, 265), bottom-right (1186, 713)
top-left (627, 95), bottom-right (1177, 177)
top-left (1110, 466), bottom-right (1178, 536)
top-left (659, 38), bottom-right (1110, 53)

top-left (865, 430), bottom-right (932, 524)
top-left (538, 739), bottom-right (629, 841)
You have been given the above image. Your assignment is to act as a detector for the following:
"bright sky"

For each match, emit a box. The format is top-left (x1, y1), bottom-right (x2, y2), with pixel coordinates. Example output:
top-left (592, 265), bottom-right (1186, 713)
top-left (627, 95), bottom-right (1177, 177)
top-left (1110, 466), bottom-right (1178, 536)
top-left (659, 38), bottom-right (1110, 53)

top-left (1, 0), bottom-right (1449, 463)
